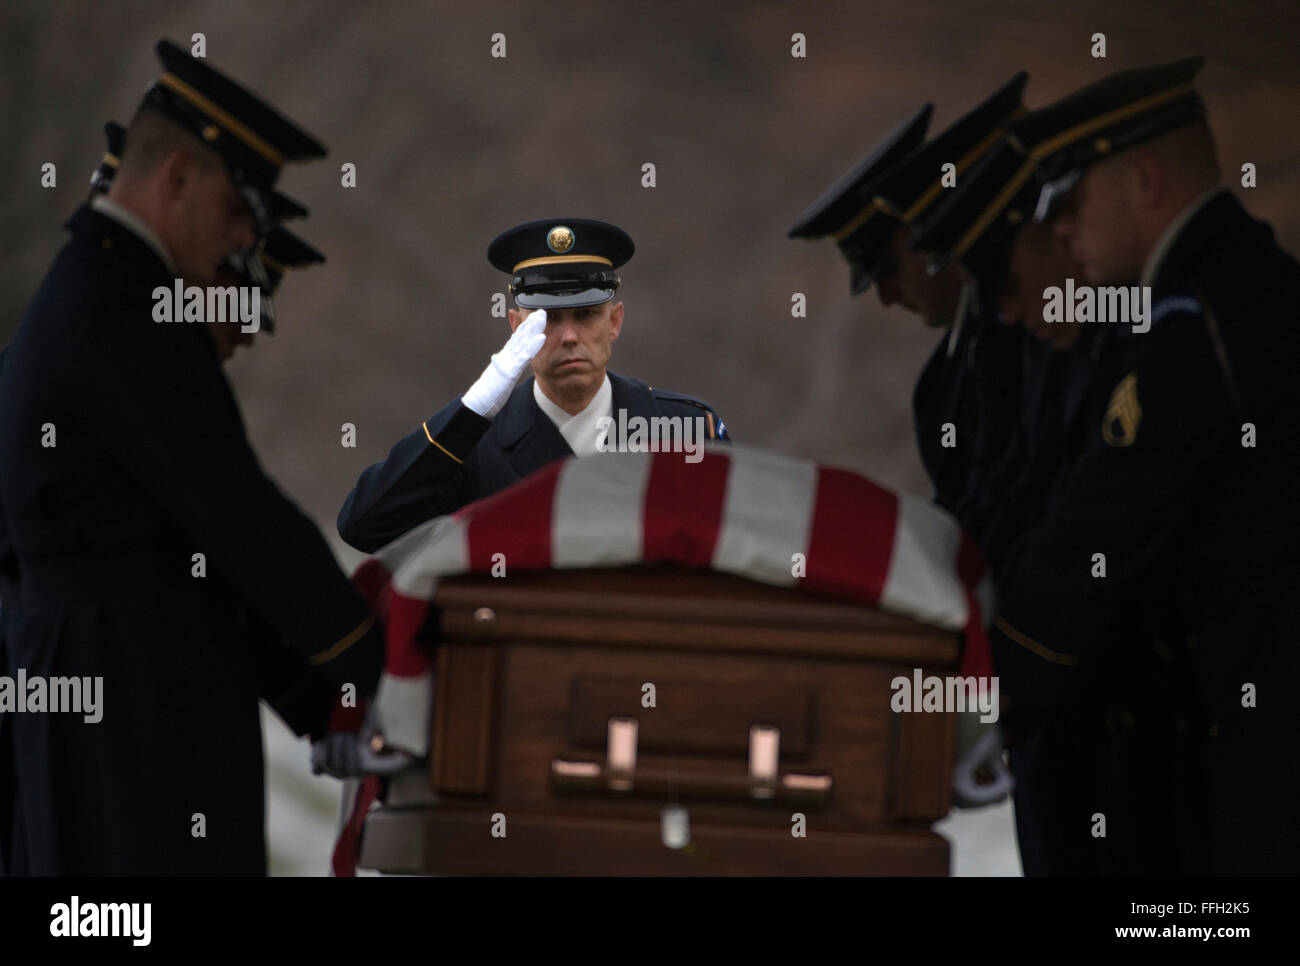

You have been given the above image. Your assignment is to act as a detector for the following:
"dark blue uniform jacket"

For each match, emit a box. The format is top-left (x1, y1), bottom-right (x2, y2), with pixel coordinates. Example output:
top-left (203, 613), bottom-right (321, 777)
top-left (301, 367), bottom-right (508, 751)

top-left (0, 206), bottom-right (382, 874)
top-left (338, 372), bottom-right (728, 553)
top-left (990, 192), bottom-right (1300, 873)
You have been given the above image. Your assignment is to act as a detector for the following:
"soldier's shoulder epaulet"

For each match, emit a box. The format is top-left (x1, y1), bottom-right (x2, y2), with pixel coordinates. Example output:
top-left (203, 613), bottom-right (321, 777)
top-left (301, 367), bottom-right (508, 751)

top-left (650, 387), bottom-right (716, 410)
top-left (648, 387), bottom-right (728, 440)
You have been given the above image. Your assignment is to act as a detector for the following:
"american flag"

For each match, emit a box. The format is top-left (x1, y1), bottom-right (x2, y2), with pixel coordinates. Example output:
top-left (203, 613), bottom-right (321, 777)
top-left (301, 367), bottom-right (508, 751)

top-left (328, 444), bottom-right (996, 873)
top-left (348, 443), bottom-right (995, 756)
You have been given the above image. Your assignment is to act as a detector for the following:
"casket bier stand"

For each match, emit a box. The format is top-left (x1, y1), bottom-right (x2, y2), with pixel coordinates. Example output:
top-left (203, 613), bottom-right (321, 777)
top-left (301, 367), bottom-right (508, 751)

top-left (359, 565), bottom-right (959, 875)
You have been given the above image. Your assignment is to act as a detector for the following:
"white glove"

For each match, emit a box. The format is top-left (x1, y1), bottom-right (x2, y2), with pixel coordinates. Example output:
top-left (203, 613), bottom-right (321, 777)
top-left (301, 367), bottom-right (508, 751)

top-left (461, 309), bottom-right (548, 418)
top-left (951, 715), bottom-right (1015, 808)
top-left (310, 706), bottom-right (415, 778)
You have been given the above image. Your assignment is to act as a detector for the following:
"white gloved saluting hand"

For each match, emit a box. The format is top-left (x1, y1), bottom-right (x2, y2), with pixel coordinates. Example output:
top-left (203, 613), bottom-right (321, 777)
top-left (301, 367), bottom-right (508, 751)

top-left (461, 309), bottom-right (548, 418)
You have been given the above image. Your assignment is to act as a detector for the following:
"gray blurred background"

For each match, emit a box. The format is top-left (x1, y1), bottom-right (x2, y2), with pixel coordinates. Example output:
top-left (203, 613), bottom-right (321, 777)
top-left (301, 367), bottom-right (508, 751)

top-left (4, 0), bottom-right (1297, 875)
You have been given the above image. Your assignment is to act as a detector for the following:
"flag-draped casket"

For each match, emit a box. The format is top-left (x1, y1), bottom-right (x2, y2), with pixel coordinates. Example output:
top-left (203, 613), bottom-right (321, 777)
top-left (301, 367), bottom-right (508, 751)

top-left (337, 445), bottom-right (994, 875)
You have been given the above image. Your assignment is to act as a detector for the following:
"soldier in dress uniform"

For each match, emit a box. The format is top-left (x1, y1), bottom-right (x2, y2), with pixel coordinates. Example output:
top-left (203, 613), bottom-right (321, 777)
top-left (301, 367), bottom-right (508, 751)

top-left (2, 119), bottom-right (135, 874)
top-left (911, 119), bottom-right (1099, 571)
top-left (0, 39), bottom-right (385, 875)
top-left (337, 218), bottom-right (729, 553)
top-left (989, 56), bottom-right (1300, 874)
top-left (149, 147), bottom-right (341, 743)
top-left (788, 81), bottom-right (1027, 528)
top-left (82, 116), bottom-right (341, 759)
top-left (909, 100), bottom-right (1143, 876)
top-left (4, 118), bottom-right (135, 874)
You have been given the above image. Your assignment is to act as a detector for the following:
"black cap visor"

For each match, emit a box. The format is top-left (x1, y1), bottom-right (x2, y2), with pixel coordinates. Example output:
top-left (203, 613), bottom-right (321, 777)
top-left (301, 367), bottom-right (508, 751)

top-left (515, 286), bottom-right (617, 309)
top-left (512, 268), bottom-right (621, 309)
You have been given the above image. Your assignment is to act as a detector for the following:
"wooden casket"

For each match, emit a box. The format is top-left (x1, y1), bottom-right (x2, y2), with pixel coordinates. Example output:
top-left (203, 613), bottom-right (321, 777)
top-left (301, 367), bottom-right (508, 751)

top-left (358, 565), bottom-right (960, 875)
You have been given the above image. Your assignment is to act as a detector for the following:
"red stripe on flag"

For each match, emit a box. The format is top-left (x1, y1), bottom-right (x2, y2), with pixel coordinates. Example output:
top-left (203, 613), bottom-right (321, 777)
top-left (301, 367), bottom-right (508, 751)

top-left (955, 529), bottom-right (994, 679)
top-left (332, 774), bottom-right (382, 877)
top-left (803, 467), bottom-right (898, 606)
top-left (642, 450), bottom-right (731, 566)
top-left (385, 593), bottom-right (433, 678)
top-left (350, 557), bottom-right (393, 609)
top-left (353, 556), bottom-right (430, 679)
top-left (465, 461), bottom-right (563, 572)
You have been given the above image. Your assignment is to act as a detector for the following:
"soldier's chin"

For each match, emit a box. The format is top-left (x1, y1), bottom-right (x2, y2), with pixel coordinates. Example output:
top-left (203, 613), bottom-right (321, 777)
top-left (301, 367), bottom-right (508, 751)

top-left (550, 360), bottom-right (590, 380)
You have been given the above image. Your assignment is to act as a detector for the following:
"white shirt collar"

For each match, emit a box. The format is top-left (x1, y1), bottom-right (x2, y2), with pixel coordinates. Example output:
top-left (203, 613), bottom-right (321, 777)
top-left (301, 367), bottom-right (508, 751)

top-left (533, 374), bottom-right (613, 458)
top-left (91, 196), bottom-right (179, 275)
top-left (1139, 186), bottom-right (1226, 289)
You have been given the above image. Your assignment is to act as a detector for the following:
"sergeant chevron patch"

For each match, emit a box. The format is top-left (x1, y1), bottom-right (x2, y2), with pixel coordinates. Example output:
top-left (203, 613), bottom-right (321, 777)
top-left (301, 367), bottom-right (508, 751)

top-left (1103, 372), bottom-right (1142, 447)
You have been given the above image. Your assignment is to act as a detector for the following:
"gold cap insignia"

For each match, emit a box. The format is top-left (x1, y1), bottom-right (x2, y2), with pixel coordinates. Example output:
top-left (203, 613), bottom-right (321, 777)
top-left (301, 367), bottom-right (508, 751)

top-left (202, 124), bottom-right (221, 142)
top-left (547, 225), bottom-right (575, 254)
top-left (1103, 372), bottom-right (1141, 447)
top-left (1094, 136), bottom-right (1112, 154)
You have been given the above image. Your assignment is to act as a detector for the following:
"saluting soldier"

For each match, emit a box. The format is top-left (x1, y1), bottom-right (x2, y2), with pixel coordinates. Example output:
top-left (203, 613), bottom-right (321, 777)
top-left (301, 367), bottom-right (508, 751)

top-left (337, 218), bottom-right (729, 553)
top-left (0, 40), bottom-right (384, 875)
top-left (989, 57), bottom-right (1300, 874)
top-left (788, 80), bottom-right (1027, 528)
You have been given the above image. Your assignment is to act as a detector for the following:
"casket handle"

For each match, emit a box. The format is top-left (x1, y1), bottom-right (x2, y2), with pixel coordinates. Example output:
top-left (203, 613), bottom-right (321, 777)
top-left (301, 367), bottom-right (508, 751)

top-left (550, 720), bottom-right (832, 804)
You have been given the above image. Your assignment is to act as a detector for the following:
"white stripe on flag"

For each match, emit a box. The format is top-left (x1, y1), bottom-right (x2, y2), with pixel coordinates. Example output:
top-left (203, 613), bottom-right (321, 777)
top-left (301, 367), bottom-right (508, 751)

top-left (880, 493), bottom-right (968, 630)
top-left (711, 445), bottom-right (817, 586)
top-left (390, 515), bottom-right (468, 600)
top-left (551, 452), bottom-right (653, 568)
top-left (375, 671), bottom-right (434, 756)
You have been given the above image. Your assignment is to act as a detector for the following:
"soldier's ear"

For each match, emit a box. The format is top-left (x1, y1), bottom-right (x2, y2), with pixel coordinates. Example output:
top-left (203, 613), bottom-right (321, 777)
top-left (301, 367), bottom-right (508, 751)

top-left (608, 301), bottom-right (623, 341)
top-left (508, 307), bottom-right (523, 332)
top-left (1133, 150), bottom-right (1168, 209)
top-left (158, 148), bottom-right (192, 202)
